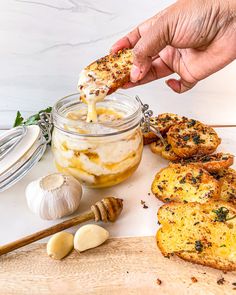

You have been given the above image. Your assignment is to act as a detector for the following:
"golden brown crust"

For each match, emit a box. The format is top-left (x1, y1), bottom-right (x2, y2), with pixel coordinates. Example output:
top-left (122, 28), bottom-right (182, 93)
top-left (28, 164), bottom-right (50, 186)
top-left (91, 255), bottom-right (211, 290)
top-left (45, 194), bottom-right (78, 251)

top-left (143, 113), bottom-right (187, 145)
top-left (167, 120), bottom-right (221, 158)
top-left (151, 164), bottom-right (220, 203)
top-left (218, 168), bottom-right (236, 205)
top-left (171, 153), bottom-right (234, 173)
top-left (177, 252), bottom-right (236, 271)
top-left (143, 132), bottom-right (159, 145)
top-left (150, 138), bottom-right (180, 161)
top-left (85, 48), bottom-right (133, 95)
top-left (157, 201), bottom-right (236, 271)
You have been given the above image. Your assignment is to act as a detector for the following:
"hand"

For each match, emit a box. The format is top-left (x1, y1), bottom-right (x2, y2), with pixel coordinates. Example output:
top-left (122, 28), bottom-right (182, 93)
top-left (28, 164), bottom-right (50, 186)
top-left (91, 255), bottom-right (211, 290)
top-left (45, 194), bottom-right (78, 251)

top-left (111, 0), bottom-right (236, 93)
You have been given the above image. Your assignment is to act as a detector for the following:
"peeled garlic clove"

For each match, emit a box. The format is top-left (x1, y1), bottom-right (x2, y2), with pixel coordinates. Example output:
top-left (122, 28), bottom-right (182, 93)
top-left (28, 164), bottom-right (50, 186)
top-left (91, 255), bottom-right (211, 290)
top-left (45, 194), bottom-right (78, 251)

top-left (47, 231), bottom-right (74, 260)
top-left (74, 224), bottom-right (109, 252)
top-left (26, 173), bottom-right (83, 220)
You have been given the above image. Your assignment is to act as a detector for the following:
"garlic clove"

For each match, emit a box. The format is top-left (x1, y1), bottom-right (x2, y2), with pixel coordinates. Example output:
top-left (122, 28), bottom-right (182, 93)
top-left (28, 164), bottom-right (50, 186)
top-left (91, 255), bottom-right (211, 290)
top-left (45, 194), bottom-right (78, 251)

top-left (47, 231), bottom-right (74, 260)
top-left (74, 224), bottom-right (109, 252)
top-left (25, 173), bottom-right (83, 220)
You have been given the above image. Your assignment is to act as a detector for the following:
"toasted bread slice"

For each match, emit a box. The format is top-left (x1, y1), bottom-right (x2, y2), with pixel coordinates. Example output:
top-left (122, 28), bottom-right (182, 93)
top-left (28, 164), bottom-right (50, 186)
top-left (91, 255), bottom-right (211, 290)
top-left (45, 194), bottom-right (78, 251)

top-left (79, 49), bottom-right (133, 98)
top-left (167, 120), bottom-right (221, 158)
top-left (150, 138), bottom-right (180, 161)
top-left (218, 168), bottom-right (236, 205)
top-left (172, 153), bottom-right (234, 173)
top-left (151, 164), bottom-right (220, 203)
top-left (143, 132), bottom-right (159, 145)
top-left (157, 201), bottom-right (236, 271)
top-left (143, 113), bottom-right (186, 145)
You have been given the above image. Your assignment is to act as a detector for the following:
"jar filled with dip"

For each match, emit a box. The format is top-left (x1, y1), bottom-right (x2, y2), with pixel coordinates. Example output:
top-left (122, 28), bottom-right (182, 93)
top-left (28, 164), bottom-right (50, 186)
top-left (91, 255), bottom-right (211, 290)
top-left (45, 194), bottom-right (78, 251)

top-left (52, 92), bottom-right (143, 188)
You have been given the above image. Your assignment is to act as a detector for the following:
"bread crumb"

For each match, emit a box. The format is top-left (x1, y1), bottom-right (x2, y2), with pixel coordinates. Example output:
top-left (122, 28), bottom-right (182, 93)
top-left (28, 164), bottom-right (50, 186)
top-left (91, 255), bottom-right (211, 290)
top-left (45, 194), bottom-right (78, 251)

top-left (191, 277), bottom-right (198, 283)
top-left (217, 277), bottom-right (225, 285)
top-left (141, 200), bottom-right (148, 209)
top-left (156, 278), bottom-right (162, 285)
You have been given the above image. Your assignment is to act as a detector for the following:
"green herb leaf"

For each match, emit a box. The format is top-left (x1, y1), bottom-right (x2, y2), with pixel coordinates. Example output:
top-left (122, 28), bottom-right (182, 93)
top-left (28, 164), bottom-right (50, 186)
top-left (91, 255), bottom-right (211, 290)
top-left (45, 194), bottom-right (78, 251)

top-left (24, 107), bottom-right (52, 126)
top-left (13, 107), bottom-right (52, 127)
top-left (212, 207), bottom-right (236, 222)
top-left (193, 134), bottom-right (205, 145)
top-left (13, 107), bottom-right (52, 143)
top-left (187, 119), bottom-right (196, 127)
top-left (13, 111), bottom-right (24, 127)
top-left (183, 135), bottom-right (190, 141)
top-left (195, 240), bottom-right (203, 252)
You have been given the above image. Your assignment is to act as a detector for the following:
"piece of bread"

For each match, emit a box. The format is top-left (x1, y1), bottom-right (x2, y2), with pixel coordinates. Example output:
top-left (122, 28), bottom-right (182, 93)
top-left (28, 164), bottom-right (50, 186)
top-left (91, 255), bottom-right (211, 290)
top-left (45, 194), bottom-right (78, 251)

top-left (151, 164), bottom-right (220, 203)
top-left (150, 138), bottom-right (180, 161)
top-left (218, 168), bottom-right (236, 205)
top-left (167, 120), bottom-right (221, 158)
top-left (143, 132), bottom-right (159, 145)
top-left (80, 49), bottom-right (133, 96)
top-left (143, 113), bottom-right (186, 145)
top-left (171, 153), bottom-right (234, 173)
top-left (157, 200), bottom-right (236, 271)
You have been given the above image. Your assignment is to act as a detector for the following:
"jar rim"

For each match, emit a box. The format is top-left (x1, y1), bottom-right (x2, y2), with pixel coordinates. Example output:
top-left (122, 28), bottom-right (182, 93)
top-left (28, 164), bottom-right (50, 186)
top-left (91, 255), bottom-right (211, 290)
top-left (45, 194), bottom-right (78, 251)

top-left (52, 92), bottom-right (142, 137)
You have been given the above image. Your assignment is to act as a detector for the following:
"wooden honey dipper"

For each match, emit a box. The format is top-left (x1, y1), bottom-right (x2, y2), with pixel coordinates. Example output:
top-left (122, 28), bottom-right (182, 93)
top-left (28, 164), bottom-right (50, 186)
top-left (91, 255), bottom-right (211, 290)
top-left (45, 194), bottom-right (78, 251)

top-left (0, 196), bottom-right (123, 256)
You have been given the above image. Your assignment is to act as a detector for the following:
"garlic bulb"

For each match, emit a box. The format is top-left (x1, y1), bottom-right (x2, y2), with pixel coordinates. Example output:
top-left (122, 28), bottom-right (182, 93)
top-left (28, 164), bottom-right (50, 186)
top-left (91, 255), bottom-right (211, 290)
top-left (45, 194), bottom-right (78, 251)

top-left (25, 173), bottom-right (83, 220)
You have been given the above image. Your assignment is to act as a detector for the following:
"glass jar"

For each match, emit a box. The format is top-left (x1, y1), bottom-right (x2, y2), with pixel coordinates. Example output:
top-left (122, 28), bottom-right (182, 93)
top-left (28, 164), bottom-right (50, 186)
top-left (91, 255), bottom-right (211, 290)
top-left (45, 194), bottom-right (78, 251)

top-left (52, 92), bottom-right (143, 188)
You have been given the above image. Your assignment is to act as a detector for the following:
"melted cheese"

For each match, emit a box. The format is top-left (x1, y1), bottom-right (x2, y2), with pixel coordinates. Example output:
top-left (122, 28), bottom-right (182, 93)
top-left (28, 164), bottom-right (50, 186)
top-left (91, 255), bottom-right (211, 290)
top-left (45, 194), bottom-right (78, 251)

top-left (78, 70), bottom-right (109, 123)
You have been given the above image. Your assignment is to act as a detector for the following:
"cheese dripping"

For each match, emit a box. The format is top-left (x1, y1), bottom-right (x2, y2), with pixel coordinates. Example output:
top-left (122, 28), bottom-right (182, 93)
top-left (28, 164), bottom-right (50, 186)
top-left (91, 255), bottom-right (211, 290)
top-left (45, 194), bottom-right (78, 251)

top-left (78, 70), bottom-right (109, 123)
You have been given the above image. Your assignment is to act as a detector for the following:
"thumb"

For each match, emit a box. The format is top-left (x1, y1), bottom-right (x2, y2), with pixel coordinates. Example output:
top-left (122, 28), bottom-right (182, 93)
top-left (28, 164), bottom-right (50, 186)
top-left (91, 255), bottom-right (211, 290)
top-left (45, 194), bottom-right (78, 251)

top-left (130, 14), bottom-right (169, 83)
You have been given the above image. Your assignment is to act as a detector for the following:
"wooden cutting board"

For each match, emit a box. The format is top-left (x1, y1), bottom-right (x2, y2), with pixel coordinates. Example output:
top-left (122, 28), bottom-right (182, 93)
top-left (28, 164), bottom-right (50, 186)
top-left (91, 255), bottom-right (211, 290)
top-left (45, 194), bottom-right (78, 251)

top-left (0, 236), bottom-right (235, 295)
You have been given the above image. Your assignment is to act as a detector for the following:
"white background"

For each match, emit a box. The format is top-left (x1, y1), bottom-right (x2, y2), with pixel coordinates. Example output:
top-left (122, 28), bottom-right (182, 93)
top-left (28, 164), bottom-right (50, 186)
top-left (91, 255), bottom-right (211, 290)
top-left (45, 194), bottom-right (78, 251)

top-left (0, 0), bottom-right (236, 129)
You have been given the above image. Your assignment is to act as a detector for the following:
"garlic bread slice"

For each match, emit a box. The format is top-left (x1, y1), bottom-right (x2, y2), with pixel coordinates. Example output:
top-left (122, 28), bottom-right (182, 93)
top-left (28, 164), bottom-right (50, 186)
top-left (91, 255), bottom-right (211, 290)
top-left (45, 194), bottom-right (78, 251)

top-left (218, 168), bottom-right (236, 205)
top-left (143, 113), bottom-right (186, 145)
top-left (79, 48), bottom-right (133, 98)
top-left (172, 153), bottom-right (234, 173)
top-left (143, 132), bottom-right (159, 145)
top-left (150, 138), bottom-right (180, 161)
top-left (157, 201), bottom-right (236, 271)
top-left (151, 164), bottom-right (220, 203)
top-left (167, 120), bottom-right (221, 158)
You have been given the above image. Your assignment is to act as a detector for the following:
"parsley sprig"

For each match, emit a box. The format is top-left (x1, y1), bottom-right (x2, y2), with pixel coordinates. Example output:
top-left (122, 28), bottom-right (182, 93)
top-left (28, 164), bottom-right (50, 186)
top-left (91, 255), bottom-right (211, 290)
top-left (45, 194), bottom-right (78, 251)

top-left (13, 107), bottom-right (52, 127)
top-left (13, 107), bottom-right (52, 143)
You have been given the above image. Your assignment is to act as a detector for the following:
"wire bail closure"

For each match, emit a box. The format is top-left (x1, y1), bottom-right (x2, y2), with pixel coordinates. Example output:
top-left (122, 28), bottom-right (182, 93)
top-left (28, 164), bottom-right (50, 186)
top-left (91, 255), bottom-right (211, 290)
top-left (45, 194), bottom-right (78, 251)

top-left (37, 112), bottom-right (53, 144)
top-left (136, 95), bottom-right (165, 144)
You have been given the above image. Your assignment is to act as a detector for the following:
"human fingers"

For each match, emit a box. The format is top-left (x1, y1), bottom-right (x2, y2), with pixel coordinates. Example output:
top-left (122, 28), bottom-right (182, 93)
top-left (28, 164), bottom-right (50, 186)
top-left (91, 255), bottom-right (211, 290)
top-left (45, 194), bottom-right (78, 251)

top-left (122, 57), bottom-right (174, 89)
top-left (130, 12), bottom-right (171, 83)
top-left (166, 78), bottom-right (197, 93)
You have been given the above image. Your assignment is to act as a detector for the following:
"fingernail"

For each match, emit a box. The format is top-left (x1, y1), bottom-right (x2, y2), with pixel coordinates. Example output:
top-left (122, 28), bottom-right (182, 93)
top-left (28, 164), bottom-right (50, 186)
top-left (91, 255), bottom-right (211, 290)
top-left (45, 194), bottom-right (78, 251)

top-left (131, 65), bottom-right (141, 83)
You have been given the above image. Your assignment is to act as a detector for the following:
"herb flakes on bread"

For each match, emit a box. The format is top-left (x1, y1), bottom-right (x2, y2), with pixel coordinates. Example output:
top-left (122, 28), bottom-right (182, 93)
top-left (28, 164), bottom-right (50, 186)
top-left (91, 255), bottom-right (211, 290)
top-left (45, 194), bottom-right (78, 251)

top-left (150, 137), bottom-right (180, 161)
top-left (167, 120), bottom-right (221, 158)
top-left (157, 201), bottom-right (236, 271)
top-left (218, 168), bottom-right (236, 205)
top-left (80, 48), bottom-right (133, 98)
top-left (151, 164), bottom-right (220, 203)
top-left (172, 153), bottom-right (234, 173)
top-left (143, 113), bottom-right (186, 145)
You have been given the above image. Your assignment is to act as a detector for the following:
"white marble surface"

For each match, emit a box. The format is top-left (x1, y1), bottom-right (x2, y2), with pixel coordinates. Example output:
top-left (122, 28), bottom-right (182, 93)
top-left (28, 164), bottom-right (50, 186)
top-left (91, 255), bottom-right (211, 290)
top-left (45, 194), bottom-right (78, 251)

top-left (0, 0), bottom-right (236, 129)
top-left (0, 127), bottom-right (236, 244)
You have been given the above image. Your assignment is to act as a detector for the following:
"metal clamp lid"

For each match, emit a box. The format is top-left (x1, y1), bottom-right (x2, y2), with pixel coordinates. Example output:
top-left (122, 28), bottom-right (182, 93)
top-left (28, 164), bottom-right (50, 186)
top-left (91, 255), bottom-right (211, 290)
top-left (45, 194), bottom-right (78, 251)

top-left (136, 95), bottom-right (165, 144)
